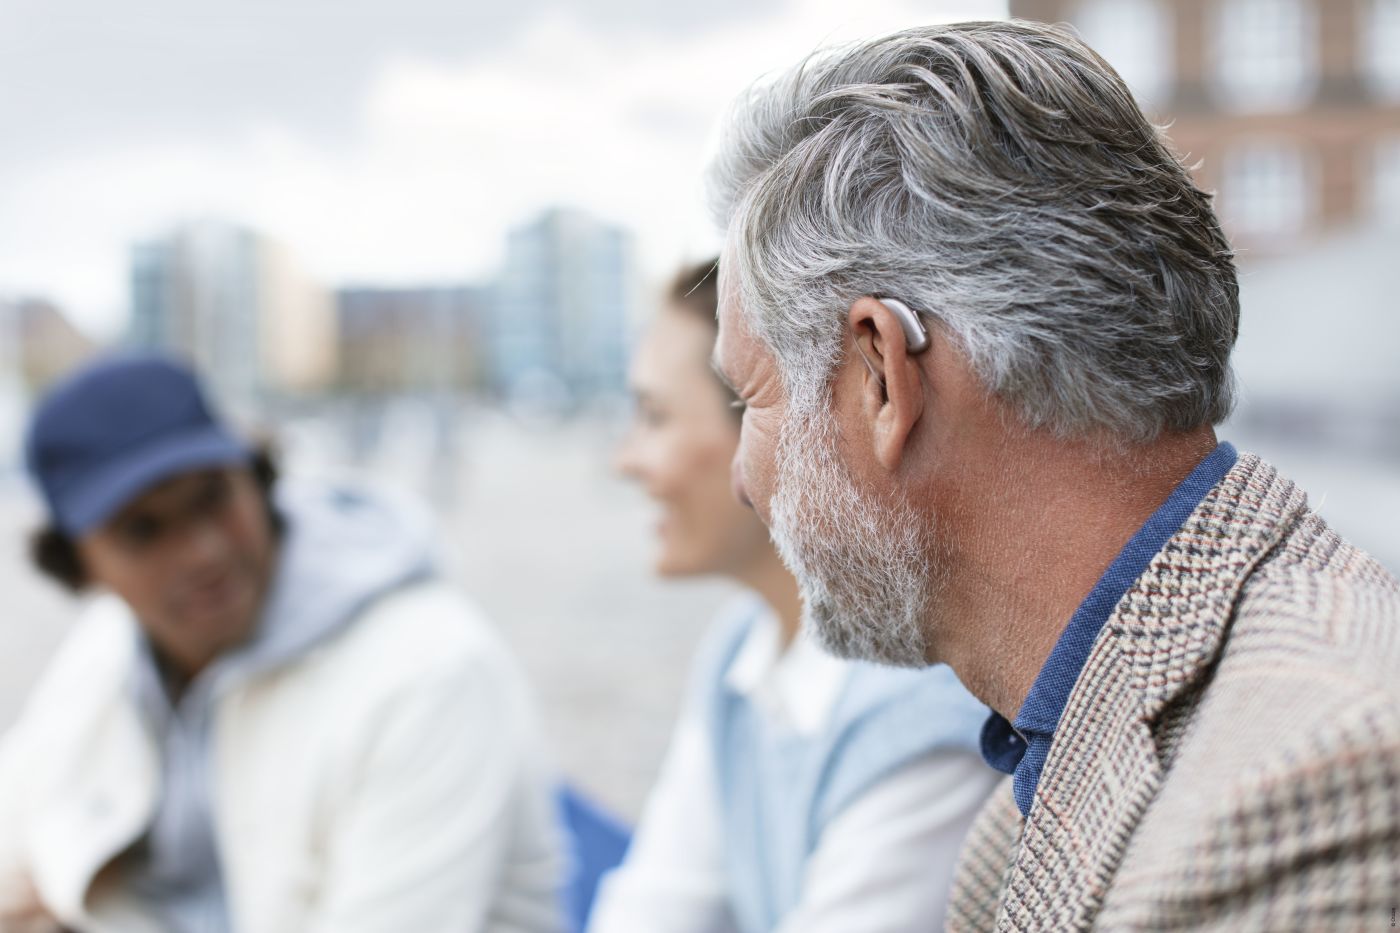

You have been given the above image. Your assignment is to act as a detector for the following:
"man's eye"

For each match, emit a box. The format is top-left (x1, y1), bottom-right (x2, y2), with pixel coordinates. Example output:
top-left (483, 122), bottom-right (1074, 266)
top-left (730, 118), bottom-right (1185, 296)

top-left (195, 476), bottom-right (232, 513)
top-left (119, 517), bottom-right (161, 546)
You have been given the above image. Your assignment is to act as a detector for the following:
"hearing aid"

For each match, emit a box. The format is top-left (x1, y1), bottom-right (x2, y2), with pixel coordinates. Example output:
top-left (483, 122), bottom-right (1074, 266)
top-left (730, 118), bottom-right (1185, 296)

top-left (877, 297), bottom-right (931, 355)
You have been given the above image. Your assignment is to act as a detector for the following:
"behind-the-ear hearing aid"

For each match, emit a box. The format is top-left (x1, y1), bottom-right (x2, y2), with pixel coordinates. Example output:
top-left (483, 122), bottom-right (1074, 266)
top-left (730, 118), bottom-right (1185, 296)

top-left (877, 297), bottom-right (931, 354)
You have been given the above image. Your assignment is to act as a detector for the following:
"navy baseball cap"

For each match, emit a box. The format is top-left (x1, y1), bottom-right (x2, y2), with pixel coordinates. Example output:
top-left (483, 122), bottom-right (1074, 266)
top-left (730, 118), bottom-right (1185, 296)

top-left (24, 353), bottom-right (251, 535)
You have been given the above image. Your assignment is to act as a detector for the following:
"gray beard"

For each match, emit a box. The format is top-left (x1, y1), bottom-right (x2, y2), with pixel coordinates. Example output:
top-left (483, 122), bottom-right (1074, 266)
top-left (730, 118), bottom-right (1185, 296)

top-left (767, 403), bottom-right (936, 668)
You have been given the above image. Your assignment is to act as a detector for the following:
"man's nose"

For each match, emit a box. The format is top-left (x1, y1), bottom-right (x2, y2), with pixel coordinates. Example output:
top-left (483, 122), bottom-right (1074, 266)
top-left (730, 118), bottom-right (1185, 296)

top-left (182, 518), bottom-right (230, 567)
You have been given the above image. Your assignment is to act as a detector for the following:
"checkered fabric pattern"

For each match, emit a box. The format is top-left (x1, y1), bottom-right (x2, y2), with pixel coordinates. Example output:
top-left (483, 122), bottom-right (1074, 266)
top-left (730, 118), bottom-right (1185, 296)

top-left (947, 453), bottom-right (1400, 932)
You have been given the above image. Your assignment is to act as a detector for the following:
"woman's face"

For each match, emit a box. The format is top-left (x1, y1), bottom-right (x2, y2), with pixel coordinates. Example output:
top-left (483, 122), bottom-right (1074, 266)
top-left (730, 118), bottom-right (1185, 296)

top-left (617, 306), bottom-right (773, 579)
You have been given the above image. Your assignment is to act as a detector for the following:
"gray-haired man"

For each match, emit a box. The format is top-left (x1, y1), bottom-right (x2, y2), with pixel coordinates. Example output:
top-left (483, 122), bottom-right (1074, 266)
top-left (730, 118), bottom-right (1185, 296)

top-left (707, 19), bottom-right (1400, 932)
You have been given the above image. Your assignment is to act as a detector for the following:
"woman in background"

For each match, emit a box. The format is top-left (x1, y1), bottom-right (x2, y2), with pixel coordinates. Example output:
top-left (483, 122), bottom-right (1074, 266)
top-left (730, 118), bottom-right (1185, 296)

top-left (593, 259), bottom-right (1000, 933)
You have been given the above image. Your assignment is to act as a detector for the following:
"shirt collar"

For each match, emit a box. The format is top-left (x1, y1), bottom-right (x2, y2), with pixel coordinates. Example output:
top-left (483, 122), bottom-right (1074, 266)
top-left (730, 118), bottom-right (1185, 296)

top-left (725, 606), bottom-right (849, 736)
top-left (979, 442), bottom-right (1239, 816)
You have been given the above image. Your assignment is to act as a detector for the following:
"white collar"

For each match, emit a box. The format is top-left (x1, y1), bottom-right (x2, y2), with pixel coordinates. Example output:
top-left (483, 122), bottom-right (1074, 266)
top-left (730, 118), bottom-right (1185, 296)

top-left (723, 605), bottom-right (849, 736)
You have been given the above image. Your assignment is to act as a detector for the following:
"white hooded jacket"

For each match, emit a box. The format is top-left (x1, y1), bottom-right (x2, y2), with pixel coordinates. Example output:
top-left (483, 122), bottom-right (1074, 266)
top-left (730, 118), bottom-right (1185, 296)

top-left (0, 480), bottom-right (564, 933)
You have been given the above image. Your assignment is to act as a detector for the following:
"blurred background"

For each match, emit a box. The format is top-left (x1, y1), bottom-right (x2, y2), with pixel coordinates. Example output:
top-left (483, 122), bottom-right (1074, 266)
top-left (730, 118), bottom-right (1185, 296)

top-left (1, 0), bottom-right (1396, 818)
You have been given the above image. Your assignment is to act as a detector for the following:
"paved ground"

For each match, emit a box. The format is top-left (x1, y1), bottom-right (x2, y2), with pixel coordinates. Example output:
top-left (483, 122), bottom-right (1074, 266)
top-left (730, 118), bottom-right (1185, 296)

top-left (442, 413), bottom-right (733, 817)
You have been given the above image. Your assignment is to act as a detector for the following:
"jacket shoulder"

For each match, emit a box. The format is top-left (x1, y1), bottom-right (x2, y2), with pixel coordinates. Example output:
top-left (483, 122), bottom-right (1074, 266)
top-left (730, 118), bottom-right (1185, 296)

top-left (1108, 682), bottom-right (1400, 929)
top-left (314, 579), bottom-right (522, 689)
top-left (7, 598), bottom-right (136, 731)
top-left (1106, 512), bottom-right (1400, 928)
top-left (1233, 509), bottom-right (1400, 689)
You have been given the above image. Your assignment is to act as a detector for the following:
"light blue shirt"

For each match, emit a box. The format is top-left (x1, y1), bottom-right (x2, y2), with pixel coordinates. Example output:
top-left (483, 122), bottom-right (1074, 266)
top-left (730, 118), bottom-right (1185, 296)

top-left (699, 600), bottom-right (988, 933)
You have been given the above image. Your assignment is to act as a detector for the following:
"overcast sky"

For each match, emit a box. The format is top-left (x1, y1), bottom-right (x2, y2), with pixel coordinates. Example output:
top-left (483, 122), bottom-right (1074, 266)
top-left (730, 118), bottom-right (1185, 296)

top-left (0, 0), bottom-right (1007, 337)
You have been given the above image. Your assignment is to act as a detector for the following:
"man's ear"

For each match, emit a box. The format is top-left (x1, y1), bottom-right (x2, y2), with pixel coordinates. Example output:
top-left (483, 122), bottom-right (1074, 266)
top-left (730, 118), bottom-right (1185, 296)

top-left (849, 296), bottom-right (927, 472)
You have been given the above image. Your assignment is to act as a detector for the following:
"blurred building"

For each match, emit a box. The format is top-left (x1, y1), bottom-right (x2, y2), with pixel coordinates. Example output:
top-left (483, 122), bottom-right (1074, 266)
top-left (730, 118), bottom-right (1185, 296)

top-left (336, 285), bottom-right (487, 395)
top-left (491, 208), bottom-right (633, 406)
top-left (1230, 224), bottom-right (1400, 439)
top-left (1010, 0), bottom-right (1400, 254)
top-left (129, 220), bottom-right (336, 406)
top-left (0, 296), bottom-right (93, 469)
top-left (0, 297), bottom-right (94, 393)
top-left (0, 302), bottom-right (29, 469)
top-left (1223, 223), bottom-right (1400, 570)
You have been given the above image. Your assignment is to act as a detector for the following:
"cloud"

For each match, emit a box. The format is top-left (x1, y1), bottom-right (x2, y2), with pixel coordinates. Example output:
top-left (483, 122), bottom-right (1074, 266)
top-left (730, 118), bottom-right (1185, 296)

top-left (0, 0), bottom-right (1006, 336)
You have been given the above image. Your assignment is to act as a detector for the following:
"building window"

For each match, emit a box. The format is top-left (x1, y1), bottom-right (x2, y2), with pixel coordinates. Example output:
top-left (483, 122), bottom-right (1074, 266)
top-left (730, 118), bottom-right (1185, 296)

top-left (1070, 0), bottom-right (1173, 108)
top-left (1213, 0), bottom-right (1318, 110)
top-left (1363, 0), bottom-right (1400, 100)
top-left (1220, 144), bottom-right (1313, 239)
top-left (1375, 137), bottom-right (1400, 227)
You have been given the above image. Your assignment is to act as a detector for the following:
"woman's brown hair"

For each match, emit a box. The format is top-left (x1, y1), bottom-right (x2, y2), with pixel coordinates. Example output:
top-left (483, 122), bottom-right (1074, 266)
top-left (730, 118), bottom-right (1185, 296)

top-left (665, 257), bottom-right (736, 413)
top-left (667, 256), bottom-right (720, 325)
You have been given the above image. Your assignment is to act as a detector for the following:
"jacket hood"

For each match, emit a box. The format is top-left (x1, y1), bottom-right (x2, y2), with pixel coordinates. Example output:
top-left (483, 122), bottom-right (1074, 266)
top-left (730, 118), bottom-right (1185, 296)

top-left (220, 477), bottom-right (438, 683)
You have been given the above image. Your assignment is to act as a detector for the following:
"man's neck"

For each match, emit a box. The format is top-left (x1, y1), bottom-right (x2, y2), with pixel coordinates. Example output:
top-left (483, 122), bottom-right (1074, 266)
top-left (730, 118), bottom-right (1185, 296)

top-left (147, 637), bottom-right (200, 702)
top-left (930, 427), bottom-right (1220, 721)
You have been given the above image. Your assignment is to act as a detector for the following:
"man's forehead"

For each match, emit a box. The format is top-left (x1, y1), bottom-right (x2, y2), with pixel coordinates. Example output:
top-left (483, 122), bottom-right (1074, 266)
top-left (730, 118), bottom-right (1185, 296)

top-left (712, 248), bottom-right (776, 388)
top-left (112, 469), bottom-right (225, 518)
top-left (712, 287), bottom-right (748, 380)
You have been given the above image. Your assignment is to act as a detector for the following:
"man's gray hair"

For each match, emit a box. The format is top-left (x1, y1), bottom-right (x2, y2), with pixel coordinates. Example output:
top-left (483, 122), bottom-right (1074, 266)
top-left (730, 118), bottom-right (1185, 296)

top-left (708, 20), bottom-right (1238, 442)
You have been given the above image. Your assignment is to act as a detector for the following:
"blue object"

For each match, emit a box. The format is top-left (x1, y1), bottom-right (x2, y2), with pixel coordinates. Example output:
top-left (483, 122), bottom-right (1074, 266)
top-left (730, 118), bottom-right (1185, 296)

top-left (701, 598), bottom-right (989, 933)
top-left (556, 783), bottom-right (632, 932)
top-left (24, 352), bottom-right (249, 534)
top-left (980, 442), bottom-right (1239, 816)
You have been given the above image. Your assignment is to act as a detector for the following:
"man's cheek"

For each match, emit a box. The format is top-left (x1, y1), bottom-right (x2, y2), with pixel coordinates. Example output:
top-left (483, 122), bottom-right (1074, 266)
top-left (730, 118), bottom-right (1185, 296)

top-left (746, 455), bottom-right (778, 525)
top-left (729, 442), bottom-right (750, 507)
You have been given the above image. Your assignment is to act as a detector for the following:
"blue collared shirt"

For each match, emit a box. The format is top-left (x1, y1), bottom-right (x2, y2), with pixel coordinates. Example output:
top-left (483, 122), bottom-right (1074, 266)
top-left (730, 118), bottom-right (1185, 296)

top-left (980, 442), bottom-right (1239, 816)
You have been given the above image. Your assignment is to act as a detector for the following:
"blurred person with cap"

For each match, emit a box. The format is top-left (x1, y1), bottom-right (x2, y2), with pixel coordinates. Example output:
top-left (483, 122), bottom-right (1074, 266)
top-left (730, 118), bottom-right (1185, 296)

top-left (594, 259), bottom-right (999, 933)
top-left (706, 19), bottom-right (1400, 933)
top-left (0, 352), bottom-right (564, 933)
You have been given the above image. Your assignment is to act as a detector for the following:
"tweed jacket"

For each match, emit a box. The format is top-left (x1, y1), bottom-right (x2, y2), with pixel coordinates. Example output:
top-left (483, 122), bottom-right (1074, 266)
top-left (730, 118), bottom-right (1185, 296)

top-left (947, 453), bottom-right (1400, 932)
